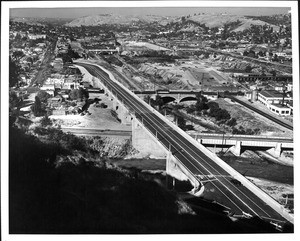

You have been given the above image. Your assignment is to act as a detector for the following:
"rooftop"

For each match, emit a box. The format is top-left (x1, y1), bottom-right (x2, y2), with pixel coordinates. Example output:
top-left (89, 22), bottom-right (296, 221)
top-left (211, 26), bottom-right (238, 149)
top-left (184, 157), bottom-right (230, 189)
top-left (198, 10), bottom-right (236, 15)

top-left (259, 90), bottom-right (285, 98)
top-left (271, 103), bottom-right (290, 109)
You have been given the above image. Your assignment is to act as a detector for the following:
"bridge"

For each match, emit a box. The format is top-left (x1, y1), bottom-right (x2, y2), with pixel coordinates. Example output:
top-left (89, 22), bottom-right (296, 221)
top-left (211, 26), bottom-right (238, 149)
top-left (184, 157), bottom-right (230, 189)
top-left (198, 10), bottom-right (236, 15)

top-left (134, 89), bottom-right (218, 103)
top-left (191, 133), bottom-right (293, 157)
top-left (74, 60), bottom-right (294, 228)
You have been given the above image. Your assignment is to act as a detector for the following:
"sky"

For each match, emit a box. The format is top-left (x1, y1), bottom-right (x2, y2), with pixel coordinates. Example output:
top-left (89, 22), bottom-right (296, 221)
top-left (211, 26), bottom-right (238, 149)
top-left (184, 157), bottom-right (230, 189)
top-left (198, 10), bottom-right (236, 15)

top-left (9, 3), bottom-right (291, 19)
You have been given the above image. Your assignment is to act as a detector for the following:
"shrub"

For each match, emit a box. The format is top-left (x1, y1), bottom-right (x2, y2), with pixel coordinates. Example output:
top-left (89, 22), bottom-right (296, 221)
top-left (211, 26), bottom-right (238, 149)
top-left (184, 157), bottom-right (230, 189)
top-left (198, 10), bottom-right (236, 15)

top-left (227, 118), bottom-right (237, 127)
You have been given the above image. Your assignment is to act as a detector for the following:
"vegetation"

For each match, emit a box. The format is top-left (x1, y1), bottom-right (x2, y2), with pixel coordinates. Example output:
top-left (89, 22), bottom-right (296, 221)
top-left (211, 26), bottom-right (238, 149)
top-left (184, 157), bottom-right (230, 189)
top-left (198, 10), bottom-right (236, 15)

top-left (9, 122), bottom-right (286, 233)
top-left (69, 87), bottom-right (89, 101)
top-left (9, 57), bottom-right (21, 87)
top-left (31, 96), bottom-right (46, 117)
top-left (36, 90), bottom-right (51, 103)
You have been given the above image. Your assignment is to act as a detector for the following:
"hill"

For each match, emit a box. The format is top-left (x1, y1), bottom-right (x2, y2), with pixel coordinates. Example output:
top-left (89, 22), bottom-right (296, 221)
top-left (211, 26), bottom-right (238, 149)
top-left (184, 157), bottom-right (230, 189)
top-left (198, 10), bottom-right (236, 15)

top-left (65, 13), bottom-right (177, 27)
top-left (188, 14), bottom-right (280, 32)
top-left (65, 13), bottom-right (280, 32)
top-left (8, 118), bottom-right (287, 233)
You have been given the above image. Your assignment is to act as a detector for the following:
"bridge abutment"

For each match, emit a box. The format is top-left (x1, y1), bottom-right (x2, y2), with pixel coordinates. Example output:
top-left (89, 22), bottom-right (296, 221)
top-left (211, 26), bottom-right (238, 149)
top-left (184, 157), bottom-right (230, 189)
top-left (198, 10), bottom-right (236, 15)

top-left (166, 152), bottom-right (202, 195)
top-left (268, 143), bottom-right (282, 158)
top-left (131, 117), bottom-right (167, 158)
top-left (230, 140), bottom-right (242, 156)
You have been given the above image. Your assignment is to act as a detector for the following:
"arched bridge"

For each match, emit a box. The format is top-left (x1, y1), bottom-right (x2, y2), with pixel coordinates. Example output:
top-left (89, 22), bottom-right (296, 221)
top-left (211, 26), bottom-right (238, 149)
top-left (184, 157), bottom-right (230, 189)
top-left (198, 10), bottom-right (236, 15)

top-left (134, 90), bottom-right (218, 104)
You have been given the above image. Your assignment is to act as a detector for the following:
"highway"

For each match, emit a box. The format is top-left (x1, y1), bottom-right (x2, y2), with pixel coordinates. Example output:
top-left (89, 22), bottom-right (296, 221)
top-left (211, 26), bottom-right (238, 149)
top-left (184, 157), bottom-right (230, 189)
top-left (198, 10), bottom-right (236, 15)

top-left (76, 62), bottom-right (292, 226)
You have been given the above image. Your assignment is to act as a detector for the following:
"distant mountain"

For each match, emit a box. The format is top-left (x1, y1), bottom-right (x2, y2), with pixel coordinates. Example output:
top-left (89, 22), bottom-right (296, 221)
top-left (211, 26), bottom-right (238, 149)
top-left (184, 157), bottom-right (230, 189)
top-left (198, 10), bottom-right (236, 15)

top-left (65, 13), bottom-right (280, 32)
top-left (10, 17), bottom-right (45, 26)
top-left (65, 13), bottom-right (177, 27)
top-left (10, 17), bottom-right (74, 25)
top-left (187, 14), bottom-right (280, 32)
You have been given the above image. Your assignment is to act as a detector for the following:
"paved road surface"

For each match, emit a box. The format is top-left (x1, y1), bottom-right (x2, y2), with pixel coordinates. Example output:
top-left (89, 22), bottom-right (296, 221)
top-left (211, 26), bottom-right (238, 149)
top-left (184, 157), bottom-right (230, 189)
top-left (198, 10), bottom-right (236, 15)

top-left (61, 127), bottom-right (131, 137)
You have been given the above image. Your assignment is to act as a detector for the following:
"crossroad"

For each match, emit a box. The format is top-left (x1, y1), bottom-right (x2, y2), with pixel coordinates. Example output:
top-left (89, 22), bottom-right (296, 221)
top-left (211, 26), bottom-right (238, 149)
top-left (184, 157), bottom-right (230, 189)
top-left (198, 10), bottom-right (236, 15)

top-left (76, 62), bottom-right (292, 226)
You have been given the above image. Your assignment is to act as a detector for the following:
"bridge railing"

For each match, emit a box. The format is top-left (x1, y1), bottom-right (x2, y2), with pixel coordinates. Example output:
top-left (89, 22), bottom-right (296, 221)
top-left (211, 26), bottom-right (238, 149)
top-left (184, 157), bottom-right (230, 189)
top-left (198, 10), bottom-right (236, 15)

top-left (77, 60), bottom-right (294, 224)
top-left (190, 132), bottom-right (293, 141)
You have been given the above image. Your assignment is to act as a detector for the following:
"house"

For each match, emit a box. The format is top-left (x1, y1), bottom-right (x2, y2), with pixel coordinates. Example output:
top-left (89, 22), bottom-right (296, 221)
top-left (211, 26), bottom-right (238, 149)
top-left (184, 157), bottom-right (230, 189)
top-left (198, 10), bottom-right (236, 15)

top-left (52, 58), bottom-right (63, 70)
top-left (40, 84), bottom-right (55, 96)
top-left (52, 109), bottom-right (66, 115)
top-left (48, 95), bottom-right (65, 108)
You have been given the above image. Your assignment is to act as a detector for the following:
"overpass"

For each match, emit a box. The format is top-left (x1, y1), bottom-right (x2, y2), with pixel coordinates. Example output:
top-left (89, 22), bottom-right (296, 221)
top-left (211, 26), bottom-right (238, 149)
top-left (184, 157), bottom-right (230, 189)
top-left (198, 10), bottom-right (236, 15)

top-left (134, 89), bottom-right (218, 103)
top-left (74, 60), bottom-right (294, 228)
top-left (191, 133), bottom-right (293, 157)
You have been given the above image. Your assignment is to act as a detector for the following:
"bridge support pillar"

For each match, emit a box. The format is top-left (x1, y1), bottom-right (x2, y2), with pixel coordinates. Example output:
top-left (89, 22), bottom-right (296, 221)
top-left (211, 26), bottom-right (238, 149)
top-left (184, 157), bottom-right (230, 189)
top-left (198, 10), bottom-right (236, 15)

top-left (131, 117), bottom-right (167, 158)
top-left (230, 141), bottom-right (242, 156)
top-left (272, 143), bottom-right (282, 158)
top-left (112, 98), bottom-right (132, 125)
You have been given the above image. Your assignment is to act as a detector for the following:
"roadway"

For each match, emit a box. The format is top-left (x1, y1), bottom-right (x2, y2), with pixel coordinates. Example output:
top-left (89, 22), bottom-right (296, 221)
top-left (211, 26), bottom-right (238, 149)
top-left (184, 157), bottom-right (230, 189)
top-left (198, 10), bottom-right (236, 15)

top-left (61, 127), bottom-right (131, 137)
top-left (76, 61), bottom-right (292, 226)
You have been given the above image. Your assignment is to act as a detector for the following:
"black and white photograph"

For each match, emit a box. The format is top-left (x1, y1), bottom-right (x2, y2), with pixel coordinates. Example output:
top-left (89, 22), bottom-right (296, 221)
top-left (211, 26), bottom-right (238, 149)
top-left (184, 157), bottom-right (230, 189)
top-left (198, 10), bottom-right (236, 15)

top-left (1, 0), bottom-right (299, 239)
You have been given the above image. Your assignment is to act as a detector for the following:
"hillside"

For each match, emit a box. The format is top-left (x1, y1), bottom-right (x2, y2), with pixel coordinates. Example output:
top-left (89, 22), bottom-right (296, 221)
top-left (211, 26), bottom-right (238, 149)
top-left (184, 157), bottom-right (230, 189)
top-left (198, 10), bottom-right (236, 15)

top-left (8, 118), bottom-right (288, 233)
top-left (65, 13), bottom-right (280, 32)
top-left (65, 14), bottom-right (177, 27)
top-left (10, 17), bottom-right (45, 26)
top-left (188, 14), bottom-right (280, 32)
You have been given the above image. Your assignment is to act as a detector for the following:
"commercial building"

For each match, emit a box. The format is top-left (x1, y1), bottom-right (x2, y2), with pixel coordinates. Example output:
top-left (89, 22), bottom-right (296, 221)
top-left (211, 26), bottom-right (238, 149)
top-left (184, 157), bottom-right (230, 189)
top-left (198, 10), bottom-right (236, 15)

top-left (258, 90), bottom-right (292, 116)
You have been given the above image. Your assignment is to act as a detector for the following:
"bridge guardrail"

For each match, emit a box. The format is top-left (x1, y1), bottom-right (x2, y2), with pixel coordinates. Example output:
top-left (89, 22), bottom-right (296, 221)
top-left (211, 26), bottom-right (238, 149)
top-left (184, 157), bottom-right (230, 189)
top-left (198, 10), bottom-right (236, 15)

top-left (190, 133), bottom-right (293, 141)
top-left (78, 60), bottom-right (294, 224)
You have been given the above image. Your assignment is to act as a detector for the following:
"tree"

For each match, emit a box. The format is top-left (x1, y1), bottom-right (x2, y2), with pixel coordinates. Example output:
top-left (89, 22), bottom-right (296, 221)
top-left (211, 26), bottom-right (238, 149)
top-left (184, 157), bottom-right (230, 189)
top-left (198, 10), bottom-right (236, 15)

top-left (243, 50), bottom-right (249, 56)
top-left (207, 101), bottom-right (219, 112)
top-left (9, 57), bottom-right (21, 87)
top-left (37, 90), bottom-right (51, 103)
top-left (215, 109), bottom-right (231, 121)
top-left (195, 93), bottom-right (208, 111)
top-left (31, 96), bottom-right (44, 117)
top-left (78, 87), bottom-right (89, 101)
top-left (9, 90), bottom-right (21, 109)
top-left (245, 65), bottom-right (252, 73)
top-left (69, 88), bottom-right (89, 101)
top-left (143, 95), bottom-right (151, 104)
top-left (62, 54), bottom-right (73, 64)
top-left (12, 50), bottom-right (25, 61)
top-left (177, 115), bottom-right (186, 130)
top-left (69, 89), bottom-right (80, 100)
top-left (227, 118), bottom-right (237, 127)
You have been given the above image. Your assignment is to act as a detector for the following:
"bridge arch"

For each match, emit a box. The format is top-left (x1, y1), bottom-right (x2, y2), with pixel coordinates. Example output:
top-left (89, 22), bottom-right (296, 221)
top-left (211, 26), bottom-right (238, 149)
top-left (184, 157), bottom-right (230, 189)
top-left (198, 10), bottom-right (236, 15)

top-left (161, 96), bottom-right (176, 104)
top-left (179, 96), bottom-right (197, 103)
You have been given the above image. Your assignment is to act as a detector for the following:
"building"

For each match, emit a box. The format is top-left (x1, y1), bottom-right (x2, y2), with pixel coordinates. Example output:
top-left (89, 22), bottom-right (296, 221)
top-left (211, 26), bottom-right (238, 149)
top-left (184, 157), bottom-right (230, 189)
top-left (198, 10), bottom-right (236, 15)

top-left (268, 103), bottom-right (291, 116)
top-left (258, 90), bottom-right (291, 106)
top-left (258, 90), bottom-right (292, 116)
top-left (52, 58), bottom-right (63, 71)
top-left (40, 84), bottom-right (55, 96)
